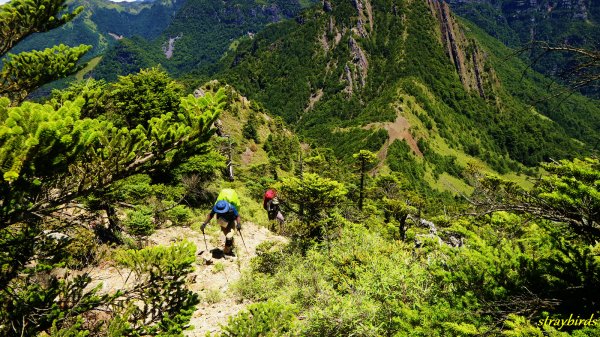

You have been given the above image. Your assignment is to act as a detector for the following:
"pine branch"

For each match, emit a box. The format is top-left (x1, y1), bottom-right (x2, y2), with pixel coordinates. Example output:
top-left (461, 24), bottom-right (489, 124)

top-left (0, 0), bottom-right (82, 56)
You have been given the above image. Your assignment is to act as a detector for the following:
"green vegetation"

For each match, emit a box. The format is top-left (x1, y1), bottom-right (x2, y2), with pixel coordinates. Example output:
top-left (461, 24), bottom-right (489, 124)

top-left (217, 301), bottom-right (297, 337)
top-left (0, 44), bottom-right (91, 103)
top-left (458, 18), bottom-right (600, 161)
top-left (7, 0), bottom-right (184, 93)
top-left (227, 157), bottom-right (600, 336)
top-left (0, 2), bottom-right (225, 334)
top-left (2, 0), bottom-right (600, 336)
top-left (112, 241), bottom-right (199, 335)
top-left (93, 0), bottom-right (320, 81)
top-left (9, 0), bottom-right (182, 58)
top-left (75, 55), bottom-right (102, 81)
top-left (353, 149), bottom-right (378, 211)
top-left (449, 0), bottom-right (600, 97)
top-left (279, 173), bottom-right (347, 229)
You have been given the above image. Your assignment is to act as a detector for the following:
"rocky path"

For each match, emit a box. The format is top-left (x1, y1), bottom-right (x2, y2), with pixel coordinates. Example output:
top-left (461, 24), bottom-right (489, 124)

top-left (148, 222), bottom-right (286, 336)
top-left (83, 222), bottom-right (285, 336)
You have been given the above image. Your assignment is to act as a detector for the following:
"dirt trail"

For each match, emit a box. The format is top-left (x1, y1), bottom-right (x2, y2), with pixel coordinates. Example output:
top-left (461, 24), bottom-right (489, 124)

top-left (86, 222), bottom-right (285, 336)
top-left (149, 222), bottom-right (286, 336)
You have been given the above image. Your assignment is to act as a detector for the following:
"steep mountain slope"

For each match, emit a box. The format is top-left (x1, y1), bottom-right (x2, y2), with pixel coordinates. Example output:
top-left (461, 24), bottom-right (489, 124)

top-left (215, 0), bottom-right (600, 188)
top-left (7, 0), bottom-right (183, 58)
top-left (93, 0), bottom-right (319, 80)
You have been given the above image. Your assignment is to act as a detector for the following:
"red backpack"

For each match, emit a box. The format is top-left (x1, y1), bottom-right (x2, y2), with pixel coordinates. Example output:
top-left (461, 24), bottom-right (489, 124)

top-left (263, 189), bottom-right (277, 209)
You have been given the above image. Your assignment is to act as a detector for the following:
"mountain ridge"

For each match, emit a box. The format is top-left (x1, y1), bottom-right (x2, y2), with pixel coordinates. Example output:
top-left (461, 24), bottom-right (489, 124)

top-left (214, 0), bottom-right (599, 190)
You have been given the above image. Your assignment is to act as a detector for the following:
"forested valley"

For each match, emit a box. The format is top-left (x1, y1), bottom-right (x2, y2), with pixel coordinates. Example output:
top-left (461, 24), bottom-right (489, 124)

top-left (1, 0), bottom-right (600, 336)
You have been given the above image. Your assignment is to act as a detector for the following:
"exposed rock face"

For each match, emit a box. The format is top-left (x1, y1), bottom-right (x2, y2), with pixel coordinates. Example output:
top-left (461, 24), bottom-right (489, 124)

top-left (305, 89), bottom-right (324, 112)
top-left (317, 0), bottom-right (504, 102)
top-left (343, 64), bottom-right (354, 95)
top-left (321, 0), bottom-right (500, 99)
top-left (444, 0), bottom-right (597, 99)
top-left (162, 34), bottom-right (182, 59)
top-left (443, 0), bottom-right (599, 100)
top-left (341, 37), bottom-right (369, 95)
top-left (451, 0), bottom-right (591, 19)
top-left (108, 33), bottom-right (124, 41)
top-left (319, 16), bottom-right (345, 54)
top-left (346, 0), bottom-right (373, 95)
top-left (427, 0), bottom-right (497, 98)
top-left (348, 37), bottom-right (369, 88)
top-left (351, 0), bottom-right (374, 37)
top-left (319, 0), bottom-right (371, 97)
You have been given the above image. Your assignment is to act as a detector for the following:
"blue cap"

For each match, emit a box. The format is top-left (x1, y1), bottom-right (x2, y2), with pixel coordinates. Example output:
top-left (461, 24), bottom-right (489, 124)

top-left (213, 200), bottom-right (230, 214)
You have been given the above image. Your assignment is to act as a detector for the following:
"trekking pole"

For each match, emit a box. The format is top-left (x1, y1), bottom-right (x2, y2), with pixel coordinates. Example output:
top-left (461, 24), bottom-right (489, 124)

top-left (237, 228), bottom-right (249, 254)
top-left (202, 227), bottom-right (209, 251)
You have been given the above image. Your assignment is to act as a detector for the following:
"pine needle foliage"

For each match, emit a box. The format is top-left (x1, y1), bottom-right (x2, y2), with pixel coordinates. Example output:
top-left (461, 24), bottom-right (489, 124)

top-left (0, 0), bottom-right (82, 55)
top-left (111, 241), bottom-right (199, 336)
top-left (0, 44), bottom-right (91, 103)
top-left (0, 1), bottom-right (224, 335)
top-left (0, 0), bottom-right (88, 104)
top-left (279, 172), bottom-right (347, 225)
top-left (0, 89), bottom-right (224, 229)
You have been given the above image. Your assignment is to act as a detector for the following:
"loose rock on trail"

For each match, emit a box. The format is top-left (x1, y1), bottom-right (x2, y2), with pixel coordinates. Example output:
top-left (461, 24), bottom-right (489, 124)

top-left (86, 222), bottom-right (286, 336)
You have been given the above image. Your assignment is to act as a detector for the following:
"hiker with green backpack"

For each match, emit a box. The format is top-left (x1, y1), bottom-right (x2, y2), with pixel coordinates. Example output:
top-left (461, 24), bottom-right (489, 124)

top-left (202, 188), bottom-right (242, 255)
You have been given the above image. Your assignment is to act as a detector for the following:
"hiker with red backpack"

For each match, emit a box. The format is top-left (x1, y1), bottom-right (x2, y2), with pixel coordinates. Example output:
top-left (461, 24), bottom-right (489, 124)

top-left (202, 189), bottom-right (242, 255)
top-left (263, 188), bottom-right (284, 231)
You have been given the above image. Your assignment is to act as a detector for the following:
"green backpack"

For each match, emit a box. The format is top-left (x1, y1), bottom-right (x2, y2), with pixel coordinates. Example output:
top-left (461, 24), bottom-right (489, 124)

top-left (217, 188), bottom-right (241, 212)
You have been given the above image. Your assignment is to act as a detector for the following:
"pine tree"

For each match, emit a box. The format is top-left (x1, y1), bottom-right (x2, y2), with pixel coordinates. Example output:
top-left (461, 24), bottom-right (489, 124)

top-left (110, 67), bottom-right (184, 128)
top-left (0, 44), bottom-right (91, 102)
top-left (279, 172), bottom-right (347, 237)
top-left (0, 90), bottom-right (224, 230)
top-left (0, 85), bottom-right (226, 336)
top-left (0, 0), bottom-right (81, 54)
top-left (352, 150), bottom-right (377, 211)
top-left (469, 158), bottom-right (600, 242)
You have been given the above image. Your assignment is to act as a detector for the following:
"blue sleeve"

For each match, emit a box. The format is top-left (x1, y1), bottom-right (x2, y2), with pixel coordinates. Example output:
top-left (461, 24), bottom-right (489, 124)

top-left (231, 205), bottom-right (239, 217)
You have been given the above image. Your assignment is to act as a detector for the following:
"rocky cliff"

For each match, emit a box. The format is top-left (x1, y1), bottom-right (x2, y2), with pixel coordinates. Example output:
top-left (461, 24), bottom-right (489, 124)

top-left (217, 0), bottom-right (600, 170)
top-left (427, 0), bottom-right (498, 98)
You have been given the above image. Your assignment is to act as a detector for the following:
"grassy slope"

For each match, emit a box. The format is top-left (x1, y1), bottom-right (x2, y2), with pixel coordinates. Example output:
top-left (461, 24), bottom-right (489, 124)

top-left (458, 18), bottom-right (600, 152)
top-left (75, 56), bottom-right (103, 81)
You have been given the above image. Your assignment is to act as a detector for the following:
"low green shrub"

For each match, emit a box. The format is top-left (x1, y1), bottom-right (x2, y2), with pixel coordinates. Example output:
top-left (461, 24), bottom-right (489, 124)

top-left (219, 301), bottom-right (297, 337)
top-left (123, 207), bottom-right (155, 237)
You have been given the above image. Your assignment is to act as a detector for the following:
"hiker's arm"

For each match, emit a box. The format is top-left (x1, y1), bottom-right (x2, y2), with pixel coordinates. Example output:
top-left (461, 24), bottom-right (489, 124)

top-left (203, 212), bottom-right (214, 225)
